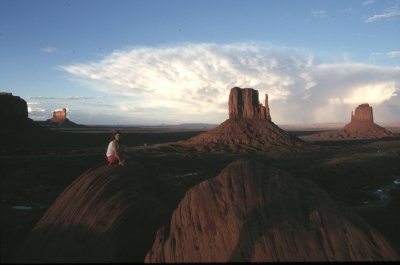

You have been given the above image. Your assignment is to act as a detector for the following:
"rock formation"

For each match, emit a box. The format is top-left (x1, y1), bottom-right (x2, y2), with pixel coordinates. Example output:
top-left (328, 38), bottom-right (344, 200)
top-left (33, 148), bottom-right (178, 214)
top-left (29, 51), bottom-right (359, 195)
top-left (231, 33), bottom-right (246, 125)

top-left (303, 103), bottom-right (395, 140)
top-left (43, 107), bottom-right (84, 128)
top-left (145, 159), bottom-right (399, 262)
top-left (0, 92), bottom-right (28, 124)
top-left (351, 103), bottom-right (373, 122)
top-left (229, 87), bottom-right (271, 120)
top-left (50, 108), bottom-right (67, 122)
top-left (16, 162), bottom-right (168, 263)
top-left (180, 87), bottom-right (310, 153)
top-left (0, 92), bottom-right (46, 134)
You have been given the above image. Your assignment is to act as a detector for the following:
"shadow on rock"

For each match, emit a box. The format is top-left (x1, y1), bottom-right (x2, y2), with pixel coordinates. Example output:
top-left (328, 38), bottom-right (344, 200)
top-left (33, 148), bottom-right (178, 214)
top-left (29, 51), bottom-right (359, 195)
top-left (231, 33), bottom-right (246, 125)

top-left (16, 161), bottom-right (169, 263)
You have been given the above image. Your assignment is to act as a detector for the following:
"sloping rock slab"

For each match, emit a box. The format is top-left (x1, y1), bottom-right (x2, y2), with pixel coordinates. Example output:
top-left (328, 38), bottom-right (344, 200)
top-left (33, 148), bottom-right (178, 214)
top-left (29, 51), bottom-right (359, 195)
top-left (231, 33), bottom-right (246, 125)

top-left (145, 159), bottom-right (399, 262)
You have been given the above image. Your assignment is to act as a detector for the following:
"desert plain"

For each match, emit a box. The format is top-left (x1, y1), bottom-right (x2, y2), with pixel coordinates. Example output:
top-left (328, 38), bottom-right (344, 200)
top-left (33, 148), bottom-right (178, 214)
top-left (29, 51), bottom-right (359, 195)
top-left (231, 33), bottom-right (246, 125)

top-left (1, 123), bottom-right (400, 262)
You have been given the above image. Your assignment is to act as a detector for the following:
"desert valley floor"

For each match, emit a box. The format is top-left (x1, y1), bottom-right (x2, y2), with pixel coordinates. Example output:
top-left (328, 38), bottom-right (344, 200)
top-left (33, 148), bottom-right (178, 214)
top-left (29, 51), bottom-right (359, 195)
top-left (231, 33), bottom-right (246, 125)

top-left (1, 125), bottom-right (400, 262)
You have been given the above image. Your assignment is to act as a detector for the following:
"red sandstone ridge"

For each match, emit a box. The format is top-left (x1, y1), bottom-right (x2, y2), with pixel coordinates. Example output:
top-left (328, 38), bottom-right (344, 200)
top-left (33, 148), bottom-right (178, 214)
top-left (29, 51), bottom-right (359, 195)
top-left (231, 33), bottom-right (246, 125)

top-left (16, 162), bottom-right (167, 263)
top-left (145, 159), bottom-right (399, 262)
top-left (303, 103), bottom-right (395, 140)
top-left (180, 87), bottom-right (310, 153)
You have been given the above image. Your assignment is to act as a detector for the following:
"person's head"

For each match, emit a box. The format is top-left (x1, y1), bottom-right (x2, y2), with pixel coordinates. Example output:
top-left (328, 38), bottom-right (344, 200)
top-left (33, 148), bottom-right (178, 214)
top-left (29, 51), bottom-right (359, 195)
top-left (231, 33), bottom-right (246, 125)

top-left (111, 130), bottom-right (122, 141)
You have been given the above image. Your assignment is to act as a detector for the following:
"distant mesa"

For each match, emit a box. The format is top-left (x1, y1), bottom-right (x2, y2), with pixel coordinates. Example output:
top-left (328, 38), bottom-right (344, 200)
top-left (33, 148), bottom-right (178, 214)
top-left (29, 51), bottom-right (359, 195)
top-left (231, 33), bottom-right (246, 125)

top-left (145, 159), bottom-right (399, 262)
top-left (40, 107), bottom-right (84, 128)
top-left (50, 108), bottom-right (68, 123)
top-left (180, 87), bottom-right (312, 153)
top-left (303, 103), bottom-right (396, 140)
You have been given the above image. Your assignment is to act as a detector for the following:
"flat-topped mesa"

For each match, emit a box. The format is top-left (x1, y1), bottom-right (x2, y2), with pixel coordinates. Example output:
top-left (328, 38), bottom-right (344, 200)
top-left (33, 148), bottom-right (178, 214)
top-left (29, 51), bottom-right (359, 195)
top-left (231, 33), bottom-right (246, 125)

top-left (229, 87), bottom-right (271, 121)
top-left (351, 103), bottom-right (373, 123)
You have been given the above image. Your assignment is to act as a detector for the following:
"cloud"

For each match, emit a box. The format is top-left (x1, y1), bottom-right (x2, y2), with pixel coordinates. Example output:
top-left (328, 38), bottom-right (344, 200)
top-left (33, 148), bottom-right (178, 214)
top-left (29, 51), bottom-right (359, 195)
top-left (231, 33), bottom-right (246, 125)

top-left (41, 47), bottom-right (61, 53)
top-left (370, 51), bottom-right (400, 59)
top-left (387, 51), bottom-right (400, 58)
top-left (62, 43), bottom-right (400, 124)
top-left (311, 10), bottom-right (327, 18)
top-left (363, 0), bottom-right (375, 5)
top-left (365, 5), bottom-right (400, 22)
top-left (27, 96), bottom-right (93, 100)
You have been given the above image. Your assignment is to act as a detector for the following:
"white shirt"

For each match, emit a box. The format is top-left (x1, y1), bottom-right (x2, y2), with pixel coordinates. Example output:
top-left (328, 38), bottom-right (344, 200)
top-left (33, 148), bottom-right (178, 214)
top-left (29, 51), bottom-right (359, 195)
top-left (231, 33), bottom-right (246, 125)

top-left (106, 140), bottom-right (116, 157)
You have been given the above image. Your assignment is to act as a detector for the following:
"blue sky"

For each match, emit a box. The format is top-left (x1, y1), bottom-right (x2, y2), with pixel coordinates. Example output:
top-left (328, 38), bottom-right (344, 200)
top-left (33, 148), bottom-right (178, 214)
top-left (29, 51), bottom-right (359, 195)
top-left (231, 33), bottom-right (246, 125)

top-left (1, 0), bottom-right (399, 125)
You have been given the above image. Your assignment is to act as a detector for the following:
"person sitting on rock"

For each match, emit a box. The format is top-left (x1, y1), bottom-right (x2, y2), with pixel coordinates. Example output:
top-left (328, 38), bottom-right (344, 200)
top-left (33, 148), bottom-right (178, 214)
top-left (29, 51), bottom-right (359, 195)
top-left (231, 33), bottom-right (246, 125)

top-left (106, 130), bottom-right (126, 166)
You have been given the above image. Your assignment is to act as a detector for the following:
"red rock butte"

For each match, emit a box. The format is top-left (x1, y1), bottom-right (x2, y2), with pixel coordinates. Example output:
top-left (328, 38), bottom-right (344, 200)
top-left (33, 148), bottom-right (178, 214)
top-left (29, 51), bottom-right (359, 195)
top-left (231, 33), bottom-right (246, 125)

top-left (43, 107), bottom-right (84, 128)
top-left (229, 87), bottom-right (271, 120)
top-left (50, 108), bottom-right (67, 123)
top-left (351, 103), bottom-right (373, 122)
top-left (304, 103), bottom-right (395, 140)
top-left (181, 87), bottom-right (311, 153)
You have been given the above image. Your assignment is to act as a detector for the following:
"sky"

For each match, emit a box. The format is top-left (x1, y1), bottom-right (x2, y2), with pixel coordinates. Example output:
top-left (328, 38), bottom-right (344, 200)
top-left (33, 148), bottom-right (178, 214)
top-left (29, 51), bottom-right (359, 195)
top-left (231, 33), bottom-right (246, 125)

top-left (1, 0), bottom-right (399, 125)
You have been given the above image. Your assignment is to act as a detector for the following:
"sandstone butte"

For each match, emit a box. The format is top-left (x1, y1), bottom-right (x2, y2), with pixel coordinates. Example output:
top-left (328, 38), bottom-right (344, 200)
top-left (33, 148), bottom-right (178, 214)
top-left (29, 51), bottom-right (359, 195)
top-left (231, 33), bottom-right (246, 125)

top-left (44, 107), bottom-right (84, 128)
top-left (180, 87), bottom-right (311, 153)
top-left (145, 159), bottom-right (399, 262)
top-left (303, 103), bottom-right (396, 140)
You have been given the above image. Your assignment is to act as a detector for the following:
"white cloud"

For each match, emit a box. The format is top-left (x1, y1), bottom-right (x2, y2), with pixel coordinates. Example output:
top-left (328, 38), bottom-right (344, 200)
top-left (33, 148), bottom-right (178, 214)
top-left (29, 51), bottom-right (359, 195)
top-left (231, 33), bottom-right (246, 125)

top-left (311, 10), bottom-right (327, 18)
top-left (342, 82), bottom-right (397, 104)
top-left (41, 47), bottom-right (61, 53)
top-left (62, 43), bottom-right (400, 124)
top-left (387, 51), bottom-right (400, 58)
top-left (365, 6), bottom-right (400, 22)
top-left (363, 0), bottom-right (375, 5)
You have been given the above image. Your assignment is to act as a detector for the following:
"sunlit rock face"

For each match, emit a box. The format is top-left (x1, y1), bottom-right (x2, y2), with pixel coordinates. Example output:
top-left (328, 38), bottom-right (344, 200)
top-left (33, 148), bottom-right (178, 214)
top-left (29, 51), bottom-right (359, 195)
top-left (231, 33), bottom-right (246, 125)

top-left (229, 87), bottom-right (271, 120)
top-left (181, 87), bottom-right (310, 153)
top-left (303, 103), bottom-right (395, 140)
top-left (145, 159), bottom-right (399, 262)
top-left (342, 103), bottom-right (392, 137)
top-left (0, 92), bottom-right (28, 124)
top-left (16, 162), bottom-right (168, 263)
top-left (44, 107), bottom-right (83, 128)
top-left (351, 103), bottom-right (373, 122)
top-left (49, 108), bottom-right (67, 123)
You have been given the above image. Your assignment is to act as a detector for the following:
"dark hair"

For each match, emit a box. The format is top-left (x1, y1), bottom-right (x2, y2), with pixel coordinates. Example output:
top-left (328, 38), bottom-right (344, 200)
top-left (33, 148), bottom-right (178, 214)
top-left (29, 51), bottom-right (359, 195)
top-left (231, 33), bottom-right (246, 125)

top-left (110, 130), bottom-right (122, 141)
